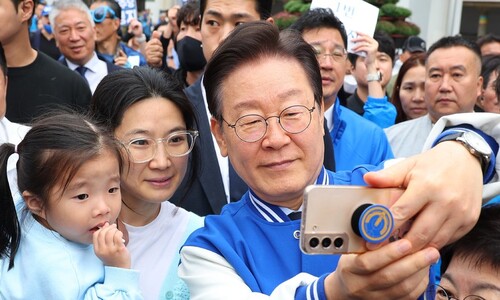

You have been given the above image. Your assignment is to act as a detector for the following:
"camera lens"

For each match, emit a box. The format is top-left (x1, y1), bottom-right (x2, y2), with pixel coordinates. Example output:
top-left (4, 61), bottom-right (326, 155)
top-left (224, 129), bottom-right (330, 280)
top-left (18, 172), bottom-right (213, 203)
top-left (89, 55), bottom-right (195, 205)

top-left (334, 237), bottom-right (344, 249)
top-left (309, 237), bottom-right (320, 248)
top-left (321, 237), bottom-right (332, 248)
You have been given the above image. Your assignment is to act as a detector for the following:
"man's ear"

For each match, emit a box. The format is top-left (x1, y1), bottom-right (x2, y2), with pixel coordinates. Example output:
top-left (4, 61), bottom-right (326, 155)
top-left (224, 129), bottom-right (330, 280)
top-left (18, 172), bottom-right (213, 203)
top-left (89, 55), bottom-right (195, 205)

top-left (22, 190), bottom-right (46, 219)
top-left (113, 18), bottom-right (121, 31)
top-left (19, 0), bottom-right (34, 23)
top-left (476, 75), bottom-right (484, 99)
top-left (210, 117), bottom-right (228, 157)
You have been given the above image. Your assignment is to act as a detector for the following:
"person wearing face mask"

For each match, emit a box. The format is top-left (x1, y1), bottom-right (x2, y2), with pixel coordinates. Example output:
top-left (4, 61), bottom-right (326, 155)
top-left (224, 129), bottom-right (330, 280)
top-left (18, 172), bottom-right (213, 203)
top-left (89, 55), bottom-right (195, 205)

top-left (172, 0), bottom-right (206, 87)
top-left (29, 5), bottom-right (61, 60)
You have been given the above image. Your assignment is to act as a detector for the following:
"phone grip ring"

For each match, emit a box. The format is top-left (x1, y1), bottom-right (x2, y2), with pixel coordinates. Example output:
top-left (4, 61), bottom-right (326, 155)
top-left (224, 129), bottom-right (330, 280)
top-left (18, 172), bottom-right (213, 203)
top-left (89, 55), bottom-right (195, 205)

top-left (352, 204), bottom-right (394, 244)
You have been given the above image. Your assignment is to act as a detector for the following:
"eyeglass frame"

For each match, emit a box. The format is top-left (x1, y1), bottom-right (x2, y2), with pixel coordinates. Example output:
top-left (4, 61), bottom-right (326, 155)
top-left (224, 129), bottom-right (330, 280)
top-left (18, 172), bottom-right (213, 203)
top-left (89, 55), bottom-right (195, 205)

top-left (91, 6), bottom-right (117, 24)
top-left (221, 104), bottom-right (316, 143)
top-left (121, 130), bottom-right (199, 164)
top-left (432, 284), bottom-right (487, 300)
top-left (312, 44), bottom-right (347, 63)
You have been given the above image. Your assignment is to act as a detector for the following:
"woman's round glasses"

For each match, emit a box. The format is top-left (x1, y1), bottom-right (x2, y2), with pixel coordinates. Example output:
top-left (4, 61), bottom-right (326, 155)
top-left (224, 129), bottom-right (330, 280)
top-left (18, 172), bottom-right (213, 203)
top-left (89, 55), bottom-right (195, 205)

top-left (123, 130), bottom-right (198, 163)
top-left (222, 104), bottom-right (315, 143)
top-left (91, 6), bottom-right (116, 24)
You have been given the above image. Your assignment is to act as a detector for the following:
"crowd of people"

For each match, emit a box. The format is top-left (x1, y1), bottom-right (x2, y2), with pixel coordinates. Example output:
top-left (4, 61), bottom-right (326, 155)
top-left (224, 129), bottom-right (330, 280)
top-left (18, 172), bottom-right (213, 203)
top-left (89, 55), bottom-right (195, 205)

top-left (0, 0), bottom-right (500, 299)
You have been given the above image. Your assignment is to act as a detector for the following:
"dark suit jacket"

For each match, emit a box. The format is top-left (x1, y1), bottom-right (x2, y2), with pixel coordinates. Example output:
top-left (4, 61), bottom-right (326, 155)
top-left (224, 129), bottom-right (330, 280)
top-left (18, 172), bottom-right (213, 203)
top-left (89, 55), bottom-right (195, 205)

top-left (172, 78), bottom-right (335, 216)
top-left (169, 78), bottom-right (237, 215)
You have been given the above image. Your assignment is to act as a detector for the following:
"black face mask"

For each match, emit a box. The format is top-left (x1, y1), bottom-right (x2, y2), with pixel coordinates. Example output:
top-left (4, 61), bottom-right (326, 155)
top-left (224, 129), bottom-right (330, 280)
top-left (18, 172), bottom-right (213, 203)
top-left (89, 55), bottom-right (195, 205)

top-left (175, 36), bottom-right (207, 72)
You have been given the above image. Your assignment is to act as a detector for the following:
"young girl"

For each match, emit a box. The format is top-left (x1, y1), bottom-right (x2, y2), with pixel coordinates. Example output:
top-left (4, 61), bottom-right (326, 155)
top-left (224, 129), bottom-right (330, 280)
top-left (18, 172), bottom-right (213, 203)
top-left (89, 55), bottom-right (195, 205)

top-left (90, 67), bottom-right (203, 300)
top-left (0, 112), bottom-right (143, 299)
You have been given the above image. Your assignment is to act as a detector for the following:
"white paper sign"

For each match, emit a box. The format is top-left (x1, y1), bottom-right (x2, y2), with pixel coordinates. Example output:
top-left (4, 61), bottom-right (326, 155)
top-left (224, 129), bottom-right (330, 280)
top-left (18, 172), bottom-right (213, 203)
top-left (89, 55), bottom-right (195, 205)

top-left (311, 0), bottom-right (379, 54)
top-left (117, 0), bottom-right (138, 26)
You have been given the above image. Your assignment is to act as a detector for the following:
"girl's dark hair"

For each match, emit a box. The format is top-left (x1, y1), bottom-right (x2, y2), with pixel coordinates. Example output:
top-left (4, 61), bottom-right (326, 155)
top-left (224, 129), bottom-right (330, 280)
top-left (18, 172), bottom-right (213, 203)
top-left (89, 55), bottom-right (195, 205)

top-left (390, 52), bottom-right (426, 123)
top-left (90, 66), bottom-right (199, 203)
top-left (0, 110), bottom-right (121, 269)
top-left (0, 143), bottom-right (19, 270)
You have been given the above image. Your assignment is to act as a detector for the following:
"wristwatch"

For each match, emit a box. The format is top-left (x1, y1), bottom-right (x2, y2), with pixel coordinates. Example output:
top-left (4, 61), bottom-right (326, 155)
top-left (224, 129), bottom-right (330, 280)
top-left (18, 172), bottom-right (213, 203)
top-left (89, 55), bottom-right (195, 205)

top-left (366, 71), bottom-right (382, 82)
top-left (437, 131), bottom-right (492, 176)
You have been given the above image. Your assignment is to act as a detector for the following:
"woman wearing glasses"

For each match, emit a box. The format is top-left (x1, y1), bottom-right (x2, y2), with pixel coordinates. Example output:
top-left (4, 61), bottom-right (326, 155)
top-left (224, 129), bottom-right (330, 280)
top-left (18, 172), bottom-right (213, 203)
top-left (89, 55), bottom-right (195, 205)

top-left (90, 66), bottom-right (202, 300)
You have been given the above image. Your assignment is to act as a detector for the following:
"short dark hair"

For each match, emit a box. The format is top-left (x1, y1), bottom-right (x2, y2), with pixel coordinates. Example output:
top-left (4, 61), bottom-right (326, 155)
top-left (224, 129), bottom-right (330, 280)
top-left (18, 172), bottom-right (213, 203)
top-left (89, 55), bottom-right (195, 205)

top-left (0, 110), bottom-right (121, 269)
top-left (199, 0), bottom-right (272, 21)
top-left (176, 0), bottom-right (200, 29)
top-left (440, 203), bottom-right (500, 275)
top-left (289, 7), bottom-right (347, 49)
top-left (348, 31), bottom-right (395, 66)
top-left (203, 21), bottom-right (323, 122)
top-left (477, 33), bottom-right (500, 49)
top-left (426, 35), bottom-right (482, 74)
top-left (90, 66), bottom-right (200, 203)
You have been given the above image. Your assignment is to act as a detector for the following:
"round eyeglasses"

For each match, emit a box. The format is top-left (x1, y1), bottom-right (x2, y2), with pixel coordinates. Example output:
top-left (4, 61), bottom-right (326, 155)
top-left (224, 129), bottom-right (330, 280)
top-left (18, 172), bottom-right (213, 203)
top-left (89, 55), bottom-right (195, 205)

top-left (91, 6), bottom-right (116, 24)
top-left (123, 130), bottom-right (198, 163)
top-left (312, 45), bottom-right (347, 63)
top-left (222, 104), bottom-right (315, 143)
top-left (432, 284), bottom-right (486, 300)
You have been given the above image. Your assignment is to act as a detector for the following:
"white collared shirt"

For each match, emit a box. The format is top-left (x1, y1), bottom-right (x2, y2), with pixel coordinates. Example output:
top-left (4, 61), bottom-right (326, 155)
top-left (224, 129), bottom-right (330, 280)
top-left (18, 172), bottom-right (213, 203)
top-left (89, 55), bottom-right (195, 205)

top-left (66, 52), bottom-right (109, 94)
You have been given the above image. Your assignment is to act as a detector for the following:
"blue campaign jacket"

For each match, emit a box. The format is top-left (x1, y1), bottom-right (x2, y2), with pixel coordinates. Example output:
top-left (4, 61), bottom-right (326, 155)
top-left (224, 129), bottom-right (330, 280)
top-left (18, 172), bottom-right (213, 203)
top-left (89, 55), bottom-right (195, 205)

top-left (330, 100), bottom-right (394, 171)
top-left (183, 165), bottom-right (435, 299)
top-left (184, 166), bottom-right (374, 298)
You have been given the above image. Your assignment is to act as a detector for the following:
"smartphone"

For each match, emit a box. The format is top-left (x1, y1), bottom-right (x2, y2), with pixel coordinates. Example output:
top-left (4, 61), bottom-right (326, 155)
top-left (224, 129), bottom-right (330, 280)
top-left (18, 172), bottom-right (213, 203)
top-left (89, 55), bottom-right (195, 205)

top-left (300, 185), bottom-right (406, 255)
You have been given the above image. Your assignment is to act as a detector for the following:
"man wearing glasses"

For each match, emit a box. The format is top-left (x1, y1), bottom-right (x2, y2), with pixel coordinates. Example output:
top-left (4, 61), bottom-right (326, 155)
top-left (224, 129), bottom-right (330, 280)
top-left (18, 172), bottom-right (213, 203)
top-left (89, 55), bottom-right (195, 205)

top-left (90, 0), bottom-right (146, 68)
top-left (143, 0), bottom-right (337, 216)
top-left (425, 204), bottom-right (500, 300)
top-left (179, 21), bottom-right (500, 299)
top-left (290, 8), bottom-right (394, 171)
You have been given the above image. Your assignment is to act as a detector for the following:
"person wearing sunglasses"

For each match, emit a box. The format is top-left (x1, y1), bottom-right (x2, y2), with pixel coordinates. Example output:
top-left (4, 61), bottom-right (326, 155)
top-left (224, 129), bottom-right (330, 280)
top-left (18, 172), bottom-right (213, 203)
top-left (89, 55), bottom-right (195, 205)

top-left (90, 0), bottom-right (146, 68)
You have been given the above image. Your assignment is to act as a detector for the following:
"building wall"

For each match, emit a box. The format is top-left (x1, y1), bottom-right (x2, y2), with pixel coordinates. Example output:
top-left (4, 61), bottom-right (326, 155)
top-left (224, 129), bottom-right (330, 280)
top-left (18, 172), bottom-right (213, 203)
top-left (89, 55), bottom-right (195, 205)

top-left (145, 0), bottom-right (178, 24)
top-left (398, 0), bottom-right (463, 47)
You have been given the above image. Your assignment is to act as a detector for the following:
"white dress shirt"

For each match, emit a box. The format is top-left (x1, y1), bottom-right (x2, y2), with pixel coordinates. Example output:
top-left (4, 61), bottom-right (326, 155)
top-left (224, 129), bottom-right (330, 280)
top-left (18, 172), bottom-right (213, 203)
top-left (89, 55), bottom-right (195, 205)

top-left (66, 52), bottom-right (109, 94)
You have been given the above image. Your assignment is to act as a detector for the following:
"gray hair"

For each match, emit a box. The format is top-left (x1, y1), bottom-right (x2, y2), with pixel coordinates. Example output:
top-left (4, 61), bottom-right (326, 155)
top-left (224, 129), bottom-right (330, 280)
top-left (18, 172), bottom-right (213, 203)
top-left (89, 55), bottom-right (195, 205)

top-left (49, 0), bottom-right (95, 31)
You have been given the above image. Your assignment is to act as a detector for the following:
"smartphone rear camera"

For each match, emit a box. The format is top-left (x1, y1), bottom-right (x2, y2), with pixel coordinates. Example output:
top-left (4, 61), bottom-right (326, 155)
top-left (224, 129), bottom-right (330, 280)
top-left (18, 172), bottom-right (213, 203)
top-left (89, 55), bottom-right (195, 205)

top-left (309, 237), bottom-right (320, 248)
top-left (334, 237), bottom-right (344, 249)
top-left (321, 237), bottom-right (332, 248)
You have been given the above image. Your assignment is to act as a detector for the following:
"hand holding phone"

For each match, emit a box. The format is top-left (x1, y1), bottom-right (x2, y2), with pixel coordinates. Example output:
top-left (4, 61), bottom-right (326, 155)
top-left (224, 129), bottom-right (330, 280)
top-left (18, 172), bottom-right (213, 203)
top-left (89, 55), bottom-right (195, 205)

top-left (300, 186), bottom-right (407, 254)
